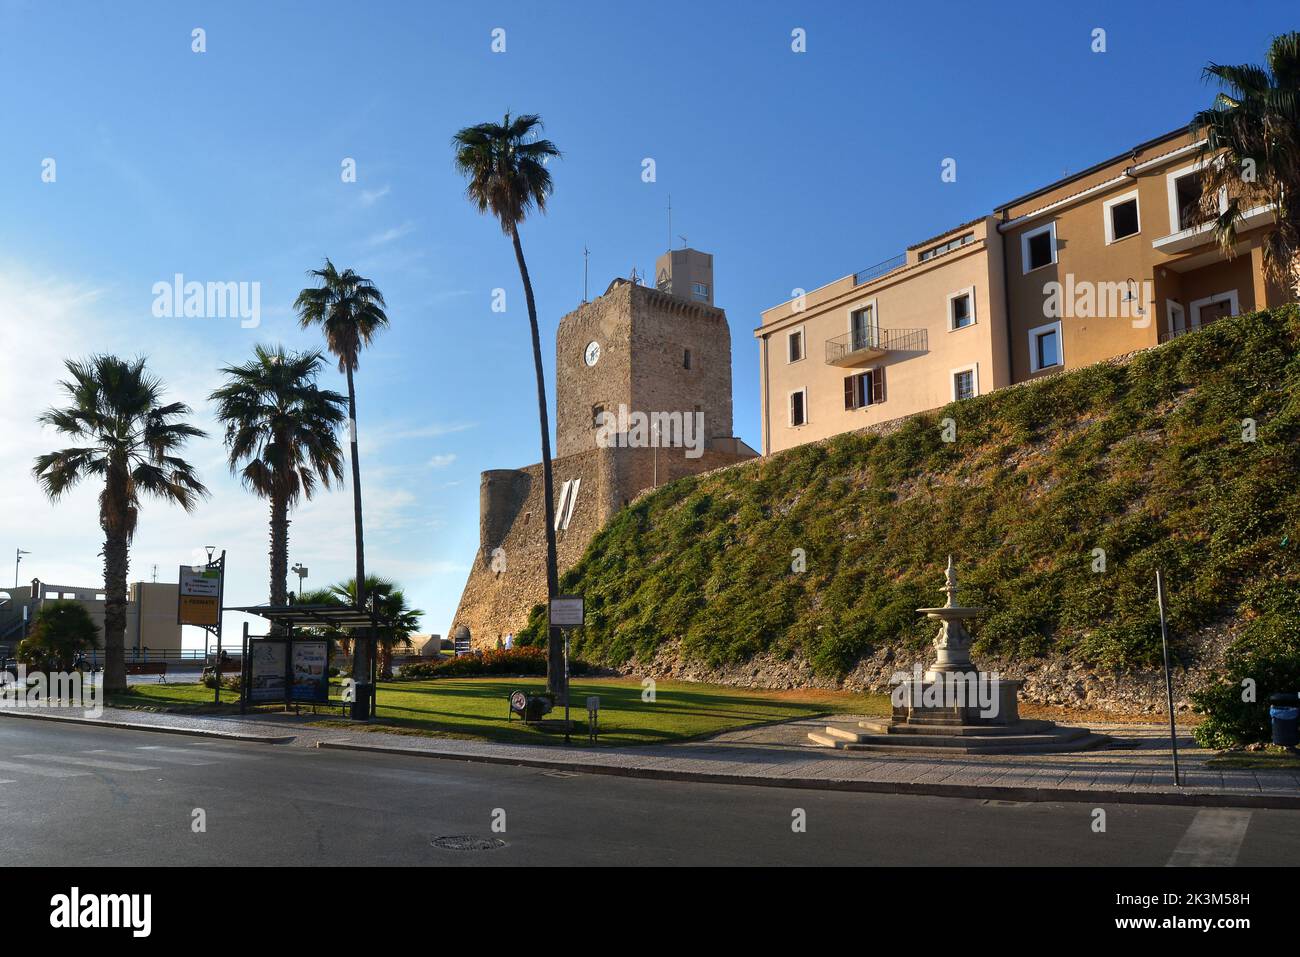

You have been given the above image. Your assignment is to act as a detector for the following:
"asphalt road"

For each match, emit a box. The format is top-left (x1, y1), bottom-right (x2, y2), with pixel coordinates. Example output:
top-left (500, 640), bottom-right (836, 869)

top-left (0, 720), bottom-right (1297, 866)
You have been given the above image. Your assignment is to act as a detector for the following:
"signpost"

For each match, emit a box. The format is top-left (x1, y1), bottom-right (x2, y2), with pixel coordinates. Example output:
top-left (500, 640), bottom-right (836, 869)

top-left (1155, 569), bottom-right (1181, 787)
top-left (178, 550), bottom-right (225, 703)
top-left (549, 595), bottom-right (584, 743)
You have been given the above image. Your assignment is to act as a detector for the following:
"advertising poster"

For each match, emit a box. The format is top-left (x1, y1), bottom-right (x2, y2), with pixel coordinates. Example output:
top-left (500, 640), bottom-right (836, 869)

top-left (291, 641), bottom-right (329, 703)
top-left (177, 564), bottom-right (222, 626)
top-left (248, 640), bottom-right (287, 702)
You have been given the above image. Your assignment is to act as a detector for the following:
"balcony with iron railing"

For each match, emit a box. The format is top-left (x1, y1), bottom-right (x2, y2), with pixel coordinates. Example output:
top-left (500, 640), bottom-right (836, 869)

top-left (825, 323), bottom-right (928, 366)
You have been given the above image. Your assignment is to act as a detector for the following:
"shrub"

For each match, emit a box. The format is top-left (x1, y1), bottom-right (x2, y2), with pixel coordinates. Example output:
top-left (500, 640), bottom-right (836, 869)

top-left (398, 646), bottom-right (591, 680)
top-left (17, 601), bottom-right (98, 671)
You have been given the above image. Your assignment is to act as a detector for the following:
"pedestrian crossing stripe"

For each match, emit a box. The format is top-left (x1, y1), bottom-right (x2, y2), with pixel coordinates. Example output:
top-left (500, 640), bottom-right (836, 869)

top-left (15, 754), bottom-right (160, 772)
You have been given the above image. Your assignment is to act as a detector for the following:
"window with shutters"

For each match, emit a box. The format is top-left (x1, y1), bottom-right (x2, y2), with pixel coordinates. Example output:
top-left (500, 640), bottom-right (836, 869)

top-left (843, 367), bottom-right (886, 410)
top-left (789, 388), bottom-right (808, 427)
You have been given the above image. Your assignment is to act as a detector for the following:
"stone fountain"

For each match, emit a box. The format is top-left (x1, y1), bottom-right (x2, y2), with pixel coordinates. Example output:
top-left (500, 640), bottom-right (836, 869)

top-left (809, 557), bottom-right (1109, 754)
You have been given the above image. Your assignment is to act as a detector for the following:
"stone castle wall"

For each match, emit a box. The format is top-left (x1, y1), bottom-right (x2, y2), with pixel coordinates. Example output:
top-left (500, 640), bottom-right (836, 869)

top-left (448, 444), bottom-right (751, 649)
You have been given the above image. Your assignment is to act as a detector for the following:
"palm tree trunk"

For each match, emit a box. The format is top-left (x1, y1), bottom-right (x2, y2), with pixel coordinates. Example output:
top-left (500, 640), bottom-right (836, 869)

top-left (101, 530), bottom-right (129, 694)
top-left (269, 492), bottom-right (289, 606)
top-left (344, 364), bottom-right (372, 706)
top-left (511, 225), bottom-right (565, 700)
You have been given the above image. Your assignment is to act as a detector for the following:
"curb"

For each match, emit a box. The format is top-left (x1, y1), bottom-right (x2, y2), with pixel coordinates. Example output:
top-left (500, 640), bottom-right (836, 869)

top-left (317, 740), bottom-right (1300, 810)
top-left (0, 709), bottom-right (295, 744)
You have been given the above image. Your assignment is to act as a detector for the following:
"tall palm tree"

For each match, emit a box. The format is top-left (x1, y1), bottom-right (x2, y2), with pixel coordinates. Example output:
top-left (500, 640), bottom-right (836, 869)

top-left (32, 356), bottom-right (208, 693)
top-left (294, 261), bottom-right (389, 694)
top-left (328, 575), bottom-right (423, 679)
top-left (452, 112), bottom-right (566, 697)
top-left (1192, 32), bottom-right (1300, 293)
top-left (209, 345), bottom-right (348, 608)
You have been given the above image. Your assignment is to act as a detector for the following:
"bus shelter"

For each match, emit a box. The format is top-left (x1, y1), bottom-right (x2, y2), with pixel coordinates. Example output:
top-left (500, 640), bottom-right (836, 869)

top-left (226, 603), bottom-right (394, 719)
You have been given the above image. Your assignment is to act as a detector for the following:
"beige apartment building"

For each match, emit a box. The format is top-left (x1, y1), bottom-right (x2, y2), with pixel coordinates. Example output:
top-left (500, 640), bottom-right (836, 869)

top-left (0, 579), bottom-right (182, 656)
top-left (757, 126), bottom-right (1292, 455)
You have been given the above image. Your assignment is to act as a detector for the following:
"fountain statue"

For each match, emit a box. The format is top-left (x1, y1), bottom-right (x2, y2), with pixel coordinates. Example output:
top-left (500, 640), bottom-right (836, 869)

top-left (807, 556), bottom-right (1108, 753)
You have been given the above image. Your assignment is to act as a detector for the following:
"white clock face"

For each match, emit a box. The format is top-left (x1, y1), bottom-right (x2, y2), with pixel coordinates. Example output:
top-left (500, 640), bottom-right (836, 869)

top-left (584, 341), bottom-right (601, 367)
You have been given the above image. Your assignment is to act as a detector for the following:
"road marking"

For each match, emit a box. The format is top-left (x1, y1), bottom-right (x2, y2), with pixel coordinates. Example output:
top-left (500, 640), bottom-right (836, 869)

top-left (85, 749), bottom-right (216, 766)
top-left (16, 754), bottom-right (160, 772)
top-left (135, 745), bottom-right (263, 761)
top-left (1166, 809), bottom-right (1253, 867)
top-left (0, 759), bottom-right (92, 779)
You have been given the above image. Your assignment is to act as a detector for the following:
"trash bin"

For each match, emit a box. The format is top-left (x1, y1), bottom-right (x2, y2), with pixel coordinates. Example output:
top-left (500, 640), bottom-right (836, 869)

top-left (1269, 692), bottom-right (1299, 747)
top-left (350, 683), bottom-right (374, 720)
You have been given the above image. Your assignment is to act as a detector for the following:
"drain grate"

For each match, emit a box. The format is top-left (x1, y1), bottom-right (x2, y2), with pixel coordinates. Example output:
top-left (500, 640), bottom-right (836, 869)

top-left (431, 835), bottom-right (506, 851)
top-left (541, 769), bottom-right (582, 778)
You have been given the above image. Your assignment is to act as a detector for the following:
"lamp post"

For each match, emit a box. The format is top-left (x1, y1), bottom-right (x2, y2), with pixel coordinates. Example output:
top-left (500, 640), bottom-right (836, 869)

top-left (14, 548), bottom-right (30, 588)
top-left (291, 563), bottom-right (308, 598)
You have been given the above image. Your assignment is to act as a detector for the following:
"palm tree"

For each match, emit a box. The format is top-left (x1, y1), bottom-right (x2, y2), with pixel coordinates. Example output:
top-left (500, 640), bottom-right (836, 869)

top-left (294, 261), bottom-right (389, 695)
top-left (452, 112), bottom-right (566, 697)
top-left (328, 576), bottom-right (423, 679)
top-left (1192, 32), bottom-right (1300, 293)
top-left (32, 355), bottom-right (208, 693)
top-left (209, 345), bottom-right (348, 608)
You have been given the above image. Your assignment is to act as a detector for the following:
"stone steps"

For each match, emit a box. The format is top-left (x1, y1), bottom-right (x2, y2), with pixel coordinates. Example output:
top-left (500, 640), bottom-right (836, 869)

top-left (857, 718), bottom-right (1056, 736)
top-left (809, 722), bottom-right (1111, 754)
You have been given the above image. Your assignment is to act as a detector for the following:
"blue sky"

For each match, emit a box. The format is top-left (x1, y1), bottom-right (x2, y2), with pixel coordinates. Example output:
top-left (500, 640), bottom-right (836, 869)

top-left (0, 0), bottom-right (1293, 641)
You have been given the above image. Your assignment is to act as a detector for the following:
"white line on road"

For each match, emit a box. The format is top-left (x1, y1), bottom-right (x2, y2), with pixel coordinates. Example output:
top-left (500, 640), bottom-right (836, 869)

top-left (16, 754), bottom-right (160, 772)
top-left (135, 745), bottom-right (263, 761)
top-left (0, 759), bottom-right (92, 778)
top-left (1166, 809), bottom-right (1253, 867)
top-left (86, 749), bottom-right (216, 766)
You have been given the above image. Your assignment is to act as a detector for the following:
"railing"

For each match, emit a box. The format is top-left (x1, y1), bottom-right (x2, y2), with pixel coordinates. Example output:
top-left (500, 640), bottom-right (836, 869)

top-left (825, 325), bottom-right (928, 364)
top-left (853, 254), bottom-right (906, 286)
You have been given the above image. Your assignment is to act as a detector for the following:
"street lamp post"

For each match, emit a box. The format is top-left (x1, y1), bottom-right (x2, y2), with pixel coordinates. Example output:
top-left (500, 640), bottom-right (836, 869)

top-left (14, 548), bottom-right (31, 588)
top-left (291, 563), bottom-right (308, 598)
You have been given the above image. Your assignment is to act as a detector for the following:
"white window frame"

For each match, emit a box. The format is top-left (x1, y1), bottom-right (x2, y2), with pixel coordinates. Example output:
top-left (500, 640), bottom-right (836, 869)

top-left (1020, 221), bottom-right (1057, 274)
top-left (1103, 189), bottom-right (1141, 245)
top-left (1188, 289), bottom-right (1239, 328)
top-left (847, 298), bottom-right (878, 335)
top-left (950, 363), bottom-right (979, 401)
top-left (788, 387), bottom-right (808, 427)
top-left (947, 286), bottom-right (976, 331)
top-left (1028, 320), bottom-right (1064, 373)
top-left (786, 326), bottom-right (805, 363)
top-left (1165, 300), bottom-right (1186, 337)
top-left (1165, 160), bottom-right (1228, 235)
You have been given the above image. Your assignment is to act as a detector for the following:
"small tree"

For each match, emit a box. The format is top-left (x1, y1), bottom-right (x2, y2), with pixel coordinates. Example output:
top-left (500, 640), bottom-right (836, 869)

top-left (18, 600), bottom-right (99, 672)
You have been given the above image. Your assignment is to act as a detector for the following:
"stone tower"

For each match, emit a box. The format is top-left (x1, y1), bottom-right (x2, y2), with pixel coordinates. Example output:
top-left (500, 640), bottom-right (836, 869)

top-left (556, 248), bottom-right (733, 459)
top-left (448, 248), bottom-right (756, 649)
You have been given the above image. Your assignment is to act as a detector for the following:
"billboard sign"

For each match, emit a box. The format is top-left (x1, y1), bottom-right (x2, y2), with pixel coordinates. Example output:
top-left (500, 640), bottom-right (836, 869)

top-left (248, 640), bottom-right (287, 702)
top-left (291, 640), bottom-right (329, 703)
top-left (178, 565), bottom-right (222, 627)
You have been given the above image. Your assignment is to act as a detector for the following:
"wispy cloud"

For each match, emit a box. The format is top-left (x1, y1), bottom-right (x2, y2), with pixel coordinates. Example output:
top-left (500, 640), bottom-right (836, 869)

top-left (365, 222), bottom-right (416, 247)
top-left (359, 184), bottom-right (391, 207)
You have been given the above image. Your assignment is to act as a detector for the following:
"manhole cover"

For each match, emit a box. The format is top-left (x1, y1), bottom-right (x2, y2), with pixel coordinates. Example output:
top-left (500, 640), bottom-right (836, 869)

top-left (431, 835), bottom-right (506, 851)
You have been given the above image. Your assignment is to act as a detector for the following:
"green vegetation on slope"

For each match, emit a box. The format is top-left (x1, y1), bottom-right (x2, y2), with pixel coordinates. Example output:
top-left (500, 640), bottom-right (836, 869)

top-left (520, 307), bottom-right (1300, 744)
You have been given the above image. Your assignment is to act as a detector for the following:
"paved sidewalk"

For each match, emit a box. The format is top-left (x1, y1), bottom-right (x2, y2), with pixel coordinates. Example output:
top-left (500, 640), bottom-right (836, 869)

top-left (2, 705), bottom-right (1296, 808)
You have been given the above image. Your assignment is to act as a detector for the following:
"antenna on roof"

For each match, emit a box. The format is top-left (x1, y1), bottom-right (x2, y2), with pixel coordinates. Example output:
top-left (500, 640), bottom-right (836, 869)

top-left (666, 194), bottom-right (672, 253)
top-left (582, 245), bottom-right (590, 303)
top-left (678, 234), bottom-right (688, 249)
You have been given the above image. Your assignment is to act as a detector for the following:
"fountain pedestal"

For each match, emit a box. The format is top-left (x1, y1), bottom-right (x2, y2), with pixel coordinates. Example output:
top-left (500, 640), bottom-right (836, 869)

top-left (808, 557), bottom-right (1109, 754)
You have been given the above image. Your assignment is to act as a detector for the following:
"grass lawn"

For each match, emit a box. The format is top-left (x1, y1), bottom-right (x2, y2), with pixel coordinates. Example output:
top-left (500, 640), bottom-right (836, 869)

top-left (110, 677), bottom-right (888, 746)
top-left (1206, 748), bottom-right (1300, 770)
top-left (108, 684), bottom-right (241, 711)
